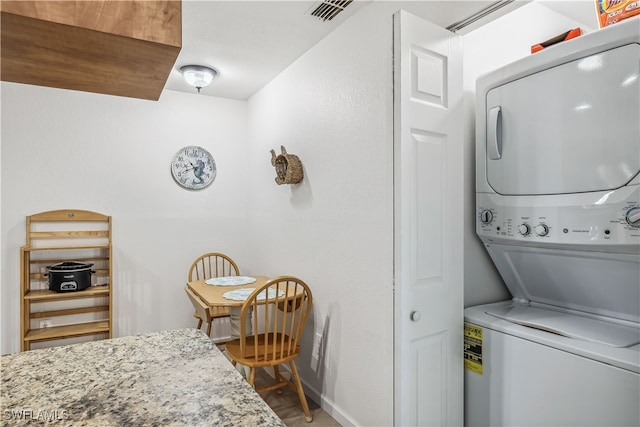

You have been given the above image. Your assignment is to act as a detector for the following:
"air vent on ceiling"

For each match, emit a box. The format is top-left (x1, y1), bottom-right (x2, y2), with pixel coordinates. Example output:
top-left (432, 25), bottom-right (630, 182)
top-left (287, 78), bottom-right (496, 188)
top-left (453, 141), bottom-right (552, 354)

top-left (309, 0), bottom-right (353, 22)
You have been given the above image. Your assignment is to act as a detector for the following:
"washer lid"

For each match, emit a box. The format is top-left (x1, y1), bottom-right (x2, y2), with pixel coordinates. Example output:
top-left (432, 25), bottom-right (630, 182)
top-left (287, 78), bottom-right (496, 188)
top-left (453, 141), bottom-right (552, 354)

top-left (487, 304), bottom-right (640, 348)
top-left (484, 244), bottom-right (640, 323)
top-left (485, 43), bottom-right (640, 196)
top-left (465, 301), bottom-right (640, 374)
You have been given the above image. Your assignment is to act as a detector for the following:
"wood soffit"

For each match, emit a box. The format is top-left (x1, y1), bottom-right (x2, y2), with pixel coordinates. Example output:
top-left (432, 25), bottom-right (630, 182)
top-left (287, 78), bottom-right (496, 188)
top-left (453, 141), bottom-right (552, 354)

top-left (0, 1), bottom-right (182, 101)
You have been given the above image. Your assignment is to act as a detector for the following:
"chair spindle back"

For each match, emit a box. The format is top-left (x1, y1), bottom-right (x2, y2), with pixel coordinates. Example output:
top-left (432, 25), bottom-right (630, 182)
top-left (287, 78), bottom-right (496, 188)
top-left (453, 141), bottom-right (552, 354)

top-left (239, 277), bottom-right (312, 362)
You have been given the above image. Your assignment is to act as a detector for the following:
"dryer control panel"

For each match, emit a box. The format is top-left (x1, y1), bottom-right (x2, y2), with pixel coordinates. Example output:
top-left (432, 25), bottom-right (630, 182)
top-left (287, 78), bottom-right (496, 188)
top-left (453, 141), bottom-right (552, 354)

top-left (476, 186), bottom-right (640, 253)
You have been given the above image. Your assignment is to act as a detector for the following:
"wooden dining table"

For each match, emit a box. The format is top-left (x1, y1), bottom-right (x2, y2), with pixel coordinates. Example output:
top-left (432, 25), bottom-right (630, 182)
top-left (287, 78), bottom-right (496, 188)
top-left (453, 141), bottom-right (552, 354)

top-left (187, 275), bottom-right (271, 308)
top-left (186, 275), bottom-right (305, 340)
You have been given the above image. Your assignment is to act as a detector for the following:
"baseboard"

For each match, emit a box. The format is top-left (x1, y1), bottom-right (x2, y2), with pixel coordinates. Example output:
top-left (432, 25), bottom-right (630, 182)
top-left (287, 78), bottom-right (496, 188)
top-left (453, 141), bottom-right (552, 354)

top-left (302, 379), bottom-right (358, 426)
top-left (275, 365), bottom-right (359, 426)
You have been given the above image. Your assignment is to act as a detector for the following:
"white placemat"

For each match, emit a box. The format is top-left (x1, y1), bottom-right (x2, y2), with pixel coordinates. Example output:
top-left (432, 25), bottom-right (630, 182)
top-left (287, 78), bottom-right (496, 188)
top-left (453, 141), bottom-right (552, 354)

top-left (222, 288), bottom-right (285, 301)
top-left (205, 276), bottom-right (257, 286)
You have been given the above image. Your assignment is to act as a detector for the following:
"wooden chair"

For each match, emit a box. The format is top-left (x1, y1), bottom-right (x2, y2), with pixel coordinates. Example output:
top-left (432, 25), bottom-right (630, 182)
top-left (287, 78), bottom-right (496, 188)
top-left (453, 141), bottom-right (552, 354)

top-left (225, 276), bottom-right (314, 422)
top-left (184, 286), bottom-right (214, 335)
top-left (188, 252), bottom-right (240, 336)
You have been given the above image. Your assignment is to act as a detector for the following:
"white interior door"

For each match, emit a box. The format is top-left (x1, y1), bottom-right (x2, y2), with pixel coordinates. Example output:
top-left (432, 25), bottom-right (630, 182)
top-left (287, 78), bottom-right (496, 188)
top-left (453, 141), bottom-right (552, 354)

top-left (393, 10), bottom-right (463, 427)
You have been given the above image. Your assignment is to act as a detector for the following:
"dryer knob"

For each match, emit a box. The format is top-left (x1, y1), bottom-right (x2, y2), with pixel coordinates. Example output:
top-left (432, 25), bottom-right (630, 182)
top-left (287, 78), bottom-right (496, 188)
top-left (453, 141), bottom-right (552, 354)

top-left (626, 207), bottom-right (640, 228)
top-left (535, 224), bottom-right (549, 236)
top-left (518, 224), bottom-right (531, 236)
top-left (480, 210), bottom-right (493, 224)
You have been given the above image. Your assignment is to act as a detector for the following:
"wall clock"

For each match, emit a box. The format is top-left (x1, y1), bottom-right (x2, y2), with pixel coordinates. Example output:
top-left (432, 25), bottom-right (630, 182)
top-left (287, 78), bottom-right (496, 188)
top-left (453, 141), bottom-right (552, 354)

top-left (170, 146), bottom-right (216, 190)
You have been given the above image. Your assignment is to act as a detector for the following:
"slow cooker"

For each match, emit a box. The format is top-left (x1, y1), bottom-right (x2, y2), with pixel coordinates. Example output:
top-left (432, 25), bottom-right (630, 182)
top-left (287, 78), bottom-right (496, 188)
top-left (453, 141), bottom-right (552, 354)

top-left (46, 261), bottom-right (94, 292)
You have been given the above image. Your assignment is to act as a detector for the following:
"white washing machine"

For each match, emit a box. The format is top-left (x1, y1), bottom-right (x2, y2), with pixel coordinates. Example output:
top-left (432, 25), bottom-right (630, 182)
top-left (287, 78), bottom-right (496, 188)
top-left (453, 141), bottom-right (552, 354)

top-left (466, 17), bottom-right (640, 427)
top-left (465, 302), bottom-right (640, 426)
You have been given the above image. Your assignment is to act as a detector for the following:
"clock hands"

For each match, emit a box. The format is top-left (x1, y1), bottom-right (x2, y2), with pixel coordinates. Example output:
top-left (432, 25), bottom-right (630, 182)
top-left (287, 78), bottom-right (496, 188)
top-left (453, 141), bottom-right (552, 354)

top-left (177, 159), bottom-right (207, 183)
top-left (177, 165), bottom-right (195, 177)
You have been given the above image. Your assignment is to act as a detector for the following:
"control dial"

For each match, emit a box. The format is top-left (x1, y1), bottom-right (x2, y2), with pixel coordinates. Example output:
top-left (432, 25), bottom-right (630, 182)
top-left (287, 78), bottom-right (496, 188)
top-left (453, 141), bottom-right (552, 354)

top-left (535, 224), bottom-right (549, 236)
top-left (518, 224), bottom-right (531, 236)
top-left (480, 210), bottom-right (493, 224)
top-left (626, 207), bottom-right (640, 228)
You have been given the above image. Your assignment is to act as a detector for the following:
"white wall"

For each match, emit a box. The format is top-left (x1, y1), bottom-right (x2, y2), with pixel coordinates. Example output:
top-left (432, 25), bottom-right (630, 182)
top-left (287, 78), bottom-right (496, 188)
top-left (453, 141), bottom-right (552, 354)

top-left (461, 1), bottom-right (596, 307)
top-left (1, 84), bottom-right (249, 353)
top-left (246, 3), bottom-right (395, 424)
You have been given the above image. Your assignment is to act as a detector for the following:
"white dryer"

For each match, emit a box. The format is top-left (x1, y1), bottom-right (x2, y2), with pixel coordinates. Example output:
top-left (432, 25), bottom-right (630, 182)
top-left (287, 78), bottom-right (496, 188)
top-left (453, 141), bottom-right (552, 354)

top-left (466, 17), bottom-right (640, 427)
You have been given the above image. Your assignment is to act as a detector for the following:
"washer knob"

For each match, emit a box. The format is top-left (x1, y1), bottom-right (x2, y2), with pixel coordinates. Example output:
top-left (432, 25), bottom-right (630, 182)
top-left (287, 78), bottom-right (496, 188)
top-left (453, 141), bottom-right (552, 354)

top-left (480, 210), bottom-right (493, 224)
top-left (626, 207), bottom-right (640, 228)
top-left (518, 224), bottom-right (531, 236)
top-left (535, 224), bottom-right (549, 236)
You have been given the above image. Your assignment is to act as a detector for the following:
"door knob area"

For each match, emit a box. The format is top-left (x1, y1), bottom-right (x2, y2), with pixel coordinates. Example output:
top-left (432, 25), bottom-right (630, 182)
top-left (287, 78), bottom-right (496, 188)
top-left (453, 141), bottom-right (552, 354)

top-left (410, 311), bottom-right (421, 322)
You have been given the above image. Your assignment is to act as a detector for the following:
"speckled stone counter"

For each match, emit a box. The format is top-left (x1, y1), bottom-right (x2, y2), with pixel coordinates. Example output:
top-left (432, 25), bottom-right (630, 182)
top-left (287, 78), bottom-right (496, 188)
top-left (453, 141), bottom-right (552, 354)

top-left (1, 329), bottom-right (284, 426)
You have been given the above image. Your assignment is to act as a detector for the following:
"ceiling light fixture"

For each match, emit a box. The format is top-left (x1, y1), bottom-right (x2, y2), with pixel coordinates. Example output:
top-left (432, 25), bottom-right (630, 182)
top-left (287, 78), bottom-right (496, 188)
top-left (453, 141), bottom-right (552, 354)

top-left (179, 65), bottom-right (218, 93)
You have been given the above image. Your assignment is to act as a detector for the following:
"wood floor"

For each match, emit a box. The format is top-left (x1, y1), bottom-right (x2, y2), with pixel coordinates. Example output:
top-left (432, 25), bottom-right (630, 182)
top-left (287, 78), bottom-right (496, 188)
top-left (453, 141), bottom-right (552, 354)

top-left (254, 368), bottom-right (342, 427)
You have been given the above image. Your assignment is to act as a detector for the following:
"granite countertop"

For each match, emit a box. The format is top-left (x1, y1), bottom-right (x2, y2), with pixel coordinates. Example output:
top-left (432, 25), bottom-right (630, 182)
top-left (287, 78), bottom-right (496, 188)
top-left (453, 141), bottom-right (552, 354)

top-left (1, 329), bottom-right (284, 426)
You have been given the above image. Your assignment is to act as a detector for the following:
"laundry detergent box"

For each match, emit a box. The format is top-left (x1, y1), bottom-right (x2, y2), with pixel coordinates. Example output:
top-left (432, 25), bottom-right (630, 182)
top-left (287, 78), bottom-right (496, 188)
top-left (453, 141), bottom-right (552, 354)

top-left (596, 0), bottom-right (640, 27)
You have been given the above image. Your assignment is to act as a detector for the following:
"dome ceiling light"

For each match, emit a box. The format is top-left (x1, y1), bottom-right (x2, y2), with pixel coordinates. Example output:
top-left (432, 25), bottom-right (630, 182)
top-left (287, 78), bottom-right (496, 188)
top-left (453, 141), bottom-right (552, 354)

top-left (179, 65), bottom-right (218, 93)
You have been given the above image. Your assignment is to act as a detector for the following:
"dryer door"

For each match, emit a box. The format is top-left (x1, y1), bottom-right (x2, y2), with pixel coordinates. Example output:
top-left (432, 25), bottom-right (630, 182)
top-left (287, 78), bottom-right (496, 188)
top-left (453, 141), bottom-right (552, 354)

top-left (485, 43), bottom-right (640, 196)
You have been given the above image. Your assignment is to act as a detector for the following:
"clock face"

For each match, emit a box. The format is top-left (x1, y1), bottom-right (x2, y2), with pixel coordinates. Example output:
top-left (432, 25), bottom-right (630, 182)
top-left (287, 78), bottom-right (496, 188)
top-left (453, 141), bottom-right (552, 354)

top-left (171, 146), bottom-right (217, 190)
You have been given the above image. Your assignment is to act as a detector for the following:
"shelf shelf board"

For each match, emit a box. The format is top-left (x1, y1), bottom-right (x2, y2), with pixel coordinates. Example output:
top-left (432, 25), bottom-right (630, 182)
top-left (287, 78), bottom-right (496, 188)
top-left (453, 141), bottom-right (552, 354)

top-left (24, 321), bottom-right (110, 342)
top-left (30, 305), bottom-right (109, 318)
top-left (28, 256), bottom-right (110, 264)
top-left (30, 269), bottom-right (109, 280)
top-left (25, 286), bottom-right (110, 301)
top-left (22, 244), bottom-right (110, 252)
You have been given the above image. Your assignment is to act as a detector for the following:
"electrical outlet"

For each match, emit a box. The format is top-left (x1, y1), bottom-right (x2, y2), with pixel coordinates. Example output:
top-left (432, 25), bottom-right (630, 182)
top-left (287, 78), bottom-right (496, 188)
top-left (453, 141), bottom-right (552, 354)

top-left (310, 332), bottom-right (324, 373)
top-left (39, 319), bottom-right (52, 328)
top-left (313, 332), bottom-right (323, 357)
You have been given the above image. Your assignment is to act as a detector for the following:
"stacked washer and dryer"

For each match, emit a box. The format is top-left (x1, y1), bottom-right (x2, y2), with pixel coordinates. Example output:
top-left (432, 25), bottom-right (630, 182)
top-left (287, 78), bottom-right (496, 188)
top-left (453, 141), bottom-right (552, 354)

top-left (465, 18), bottom-right (640, 426)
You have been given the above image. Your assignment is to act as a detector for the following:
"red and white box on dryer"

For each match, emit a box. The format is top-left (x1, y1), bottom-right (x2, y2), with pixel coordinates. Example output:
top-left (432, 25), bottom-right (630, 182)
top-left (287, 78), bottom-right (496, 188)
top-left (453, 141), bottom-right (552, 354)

top-left (596, 0), bottom-right (640, 27)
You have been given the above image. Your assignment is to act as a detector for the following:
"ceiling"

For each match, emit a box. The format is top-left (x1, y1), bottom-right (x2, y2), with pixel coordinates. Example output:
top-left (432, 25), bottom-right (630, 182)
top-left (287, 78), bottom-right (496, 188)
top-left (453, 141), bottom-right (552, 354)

top-left (164, 0), bottom-right (371, 100)
top-left (164, 1), bottom-right (599, 100)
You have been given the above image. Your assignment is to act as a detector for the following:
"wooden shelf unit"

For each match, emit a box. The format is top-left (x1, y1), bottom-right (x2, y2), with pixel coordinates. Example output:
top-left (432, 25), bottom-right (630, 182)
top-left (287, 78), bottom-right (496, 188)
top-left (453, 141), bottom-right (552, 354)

top-left (20, 210), bottom-right (113, 352)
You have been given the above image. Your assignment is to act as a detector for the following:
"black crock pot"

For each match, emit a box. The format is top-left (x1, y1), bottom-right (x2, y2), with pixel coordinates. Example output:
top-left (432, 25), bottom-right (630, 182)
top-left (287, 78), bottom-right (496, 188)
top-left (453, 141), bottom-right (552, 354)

top-left (46, 261), bottom-right (94, 292)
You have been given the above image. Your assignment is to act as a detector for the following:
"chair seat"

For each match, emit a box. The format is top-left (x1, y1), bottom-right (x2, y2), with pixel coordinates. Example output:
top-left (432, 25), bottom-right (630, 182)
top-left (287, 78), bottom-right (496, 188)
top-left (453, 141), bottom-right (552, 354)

top-left (226, 333), bottom-right (300, 366)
